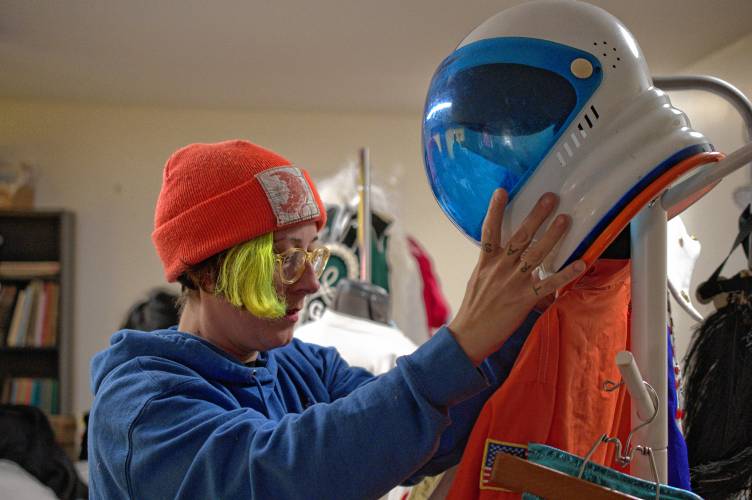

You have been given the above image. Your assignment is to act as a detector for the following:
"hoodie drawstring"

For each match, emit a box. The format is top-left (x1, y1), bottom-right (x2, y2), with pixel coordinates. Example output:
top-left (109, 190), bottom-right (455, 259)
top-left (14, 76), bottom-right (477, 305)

top-left (251, 372), bottom-right (271, 416)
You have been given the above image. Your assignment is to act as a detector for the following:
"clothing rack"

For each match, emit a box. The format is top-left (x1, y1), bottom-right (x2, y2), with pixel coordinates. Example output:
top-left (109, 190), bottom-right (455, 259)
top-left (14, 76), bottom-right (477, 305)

top-left (329, 146), bottom-right (392, 323)
top-left (628, 75), bottom-right (752, 481)
top-left (357, 147), bottom-right (372, 283)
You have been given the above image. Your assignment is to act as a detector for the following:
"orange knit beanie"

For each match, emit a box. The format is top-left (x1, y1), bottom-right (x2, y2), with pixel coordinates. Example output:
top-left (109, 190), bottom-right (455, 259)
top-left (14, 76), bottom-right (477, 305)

top-left (152, 140), bottom-right (326, 282)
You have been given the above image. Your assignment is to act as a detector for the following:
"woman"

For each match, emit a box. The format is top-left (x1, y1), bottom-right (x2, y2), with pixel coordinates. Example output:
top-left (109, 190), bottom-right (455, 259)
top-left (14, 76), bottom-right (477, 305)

top-left (88, 140), bottom-right (584, 499)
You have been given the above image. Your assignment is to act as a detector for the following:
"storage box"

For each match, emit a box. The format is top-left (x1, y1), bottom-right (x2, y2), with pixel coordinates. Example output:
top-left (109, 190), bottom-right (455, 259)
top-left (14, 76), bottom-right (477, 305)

top-left (48, 413), bottom-right (79, 460)
top-left (0, 163), bottom-right (35, 209)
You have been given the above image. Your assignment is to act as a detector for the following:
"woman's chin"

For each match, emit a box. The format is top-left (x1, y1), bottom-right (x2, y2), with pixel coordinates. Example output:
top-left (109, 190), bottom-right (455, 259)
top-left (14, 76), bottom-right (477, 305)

top-left (265, 322), bottom-right (295, 348)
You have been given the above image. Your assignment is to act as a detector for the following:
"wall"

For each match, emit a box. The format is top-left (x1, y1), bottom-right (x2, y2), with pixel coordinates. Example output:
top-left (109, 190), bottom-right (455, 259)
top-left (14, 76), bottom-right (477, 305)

top-left (0, 101), bottom-right (477, 415)
top-left (662, 32), bottom-right (752, 361)
top-left (2, 32), bottom-right (749, 416)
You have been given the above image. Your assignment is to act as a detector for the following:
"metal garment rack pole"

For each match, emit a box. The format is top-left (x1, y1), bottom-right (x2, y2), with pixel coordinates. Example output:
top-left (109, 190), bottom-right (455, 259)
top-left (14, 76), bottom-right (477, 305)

top-left (358, 147), bottom-right (372, 283)
top-left (629, 201), bottom-right (668, 481)
top-left (628, 76), bottom-right (752, 482)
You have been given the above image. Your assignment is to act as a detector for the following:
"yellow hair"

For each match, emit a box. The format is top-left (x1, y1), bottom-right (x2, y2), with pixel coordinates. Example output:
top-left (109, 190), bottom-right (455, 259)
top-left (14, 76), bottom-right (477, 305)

top-left (215, 233), bottom-right (286, 319)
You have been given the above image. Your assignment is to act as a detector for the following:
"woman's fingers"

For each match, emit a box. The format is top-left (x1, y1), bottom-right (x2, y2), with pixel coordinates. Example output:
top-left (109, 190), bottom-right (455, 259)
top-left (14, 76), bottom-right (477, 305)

top-left (479, 189), bottom-right (507, 258)
top-left (516, 214), bottom-right (571, 274)
top-left (501, 192), bottom-right (558, 264)
top-left (533, 259), bottom-right (587, 297)
top-left (449, 188), bottom-right (592, 365)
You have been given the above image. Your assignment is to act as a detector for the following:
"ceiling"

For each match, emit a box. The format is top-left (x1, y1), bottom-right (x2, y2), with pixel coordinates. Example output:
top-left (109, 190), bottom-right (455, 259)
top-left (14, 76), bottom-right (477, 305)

top-left (1, 0), bottom-right (751, 114)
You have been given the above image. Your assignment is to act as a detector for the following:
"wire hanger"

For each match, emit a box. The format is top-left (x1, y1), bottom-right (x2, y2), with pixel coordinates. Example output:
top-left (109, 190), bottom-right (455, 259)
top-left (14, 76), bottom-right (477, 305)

top-left (489, 351), bottom-right (664, 500)
top-left (581, 380), bottom-right (661, 500)
top-left (575, 351), bottom-right (663, 500)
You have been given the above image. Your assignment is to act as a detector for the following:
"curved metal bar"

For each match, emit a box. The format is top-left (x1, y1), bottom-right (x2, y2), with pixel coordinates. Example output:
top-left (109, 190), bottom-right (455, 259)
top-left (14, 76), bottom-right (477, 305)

top-left (655, 75), bottom-right (752, 274)
top-left (653, 75), bottom-right (752, 141)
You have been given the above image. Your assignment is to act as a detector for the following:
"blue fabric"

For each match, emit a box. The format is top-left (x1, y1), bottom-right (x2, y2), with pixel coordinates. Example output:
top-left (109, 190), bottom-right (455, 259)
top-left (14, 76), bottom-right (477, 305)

top-left (523, 444), bottom-right (701, 500)
top-left (667, 331), bottom-right (692, 490)
top-left (88, 312), bottom-right (539, 500)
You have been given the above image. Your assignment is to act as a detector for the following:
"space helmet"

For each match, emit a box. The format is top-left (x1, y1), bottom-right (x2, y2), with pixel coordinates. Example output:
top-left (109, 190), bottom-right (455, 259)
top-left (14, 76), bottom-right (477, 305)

top-left (422, 0), bottom-right (721, 273)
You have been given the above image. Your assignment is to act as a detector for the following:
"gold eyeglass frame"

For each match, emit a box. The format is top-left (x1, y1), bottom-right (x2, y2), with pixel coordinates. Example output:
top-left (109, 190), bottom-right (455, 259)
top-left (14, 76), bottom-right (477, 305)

top-left (274, 246), bottom-right (331, 285)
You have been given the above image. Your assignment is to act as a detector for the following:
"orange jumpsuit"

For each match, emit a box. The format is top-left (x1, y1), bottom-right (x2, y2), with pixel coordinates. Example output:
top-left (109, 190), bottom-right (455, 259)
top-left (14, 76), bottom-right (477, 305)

top-left (448, 259), bottom-right (632, 499)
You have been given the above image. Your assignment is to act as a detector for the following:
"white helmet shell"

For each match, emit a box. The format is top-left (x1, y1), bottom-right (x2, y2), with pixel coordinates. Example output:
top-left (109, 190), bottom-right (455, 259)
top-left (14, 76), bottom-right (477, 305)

top-left (423, 0), bottom-right (714, 272)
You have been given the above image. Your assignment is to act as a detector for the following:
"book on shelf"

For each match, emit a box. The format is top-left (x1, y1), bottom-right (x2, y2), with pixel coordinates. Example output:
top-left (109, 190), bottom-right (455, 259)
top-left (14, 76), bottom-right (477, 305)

top-left (6, 288), bottom-right (27, 346)
top-left (3, 280), bottom-right (60, 347)
top-left (1, 377), bottom-right (59, 414)
top-left (0, 261), bottom-right (60, 278)
top-left (0, 284), bottom-right (18, 345)
top-left (21, 280), bottom-right (41, 346)
top-left (43, 282), bottom-right (60, 347)
top-left (32, 281), bottom-right (48, 346)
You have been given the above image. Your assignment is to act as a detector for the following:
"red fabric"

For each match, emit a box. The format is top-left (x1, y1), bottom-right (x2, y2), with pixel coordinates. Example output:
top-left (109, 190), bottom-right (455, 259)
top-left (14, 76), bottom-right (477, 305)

top-left (447, 260), bottom-right (632, 499)
top-left (152, 140), bottom-right (326, 281)
top-left (407, 236), bottom-right (451, 330)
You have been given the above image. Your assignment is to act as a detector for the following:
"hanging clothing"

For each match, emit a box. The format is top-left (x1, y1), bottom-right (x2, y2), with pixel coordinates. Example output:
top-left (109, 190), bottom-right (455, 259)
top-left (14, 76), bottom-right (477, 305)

top-left (666, 299), bottom-right (686, 428)
top-left (294, 309), bottom-right (418, 376)
top-left (666, 330), bottom-right (691, 490)
top-left (447, 259), bottom-right (631, 499)
top-left (306, 167), bottom-right (430, 344)
top-left (407, 237), bottom-right (451, 332)
top-left (684, 204), bottom-right (752, 498)
top-left (521, 444), bottom-right (701, 500)
top-left (666, 217), bottom-right (703, 323)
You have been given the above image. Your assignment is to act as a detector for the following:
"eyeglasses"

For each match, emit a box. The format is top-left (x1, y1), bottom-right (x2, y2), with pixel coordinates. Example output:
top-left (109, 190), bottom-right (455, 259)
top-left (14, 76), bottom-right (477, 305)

top-left (274, 246), bottom-right (331, 285)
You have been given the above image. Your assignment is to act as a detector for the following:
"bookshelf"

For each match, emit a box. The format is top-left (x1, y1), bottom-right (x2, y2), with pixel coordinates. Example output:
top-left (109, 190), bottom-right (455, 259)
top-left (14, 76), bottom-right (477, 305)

top-left (0, 210), bottom-right (74, 415)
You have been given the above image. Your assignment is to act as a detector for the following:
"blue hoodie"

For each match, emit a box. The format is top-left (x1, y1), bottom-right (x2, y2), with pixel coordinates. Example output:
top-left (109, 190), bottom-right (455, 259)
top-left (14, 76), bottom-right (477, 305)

top-left (89, 314), bottom-right (537, 500)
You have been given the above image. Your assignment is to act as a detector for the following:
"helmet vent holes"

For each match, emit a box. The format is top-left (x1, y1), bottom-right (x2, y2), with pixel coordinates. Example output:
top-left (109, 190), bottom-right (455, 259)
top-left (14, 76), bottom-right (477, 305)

top-left (558, 105), bottom-right (601, 167)
top-left (581, 105), bottom-right (600, 130)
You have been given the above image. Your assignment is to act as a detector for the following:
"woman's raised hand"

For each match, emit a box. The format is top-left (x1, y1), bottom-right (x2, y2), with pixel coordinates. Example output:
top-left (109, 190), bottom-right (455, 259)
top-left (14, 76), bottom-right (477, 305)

top-left (449, 189), bottom-right (586, 365)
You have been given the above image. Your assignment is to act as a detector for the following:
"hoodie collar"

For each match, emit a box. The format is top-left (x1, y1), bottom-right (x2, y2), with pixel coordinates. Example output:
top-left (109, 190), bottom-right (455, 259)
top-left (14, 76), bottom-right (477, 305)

top-left (91, 328), bottom-right (279, 393)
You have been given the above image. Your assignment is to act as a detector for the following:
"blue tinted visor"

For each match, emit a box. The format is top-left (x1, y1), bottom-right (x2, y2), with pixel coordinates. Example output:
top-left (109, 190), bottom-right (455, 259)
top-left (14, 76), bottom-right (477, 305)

top-left (423, 37), bottom-right (602, 242)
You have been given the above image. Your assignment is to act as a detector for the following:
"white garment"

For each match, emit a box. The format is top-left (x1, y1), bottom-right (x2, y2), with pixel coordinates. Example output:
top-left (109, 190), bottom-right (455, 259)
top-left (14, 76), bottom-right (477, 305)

top-left (0, 459), bottom-right (58, 500)
top-left (667, 216), bottom-right (703, 322)
top-left (315, 166), bottom-right (431, 345)
top-left (295, 309), bottom-right (418, 375)
top-left (75, 461), bottom-right (89, 485)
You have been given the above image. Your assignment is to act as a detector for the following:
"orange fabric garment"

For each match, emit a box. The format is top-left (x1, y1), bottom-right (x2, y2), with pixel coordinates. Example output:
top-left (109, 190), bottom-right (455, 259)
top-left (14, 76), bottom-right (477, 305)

top-left (447, 259), bottom-right (631, 499)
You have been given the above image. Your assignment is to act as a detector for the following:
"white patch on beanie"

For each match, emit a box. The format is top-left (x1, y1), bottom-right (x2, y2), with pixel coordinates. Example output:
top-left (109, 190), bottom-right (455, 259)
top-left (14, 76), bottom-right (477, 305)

top-left (257, 166), bottom-right (320, 226)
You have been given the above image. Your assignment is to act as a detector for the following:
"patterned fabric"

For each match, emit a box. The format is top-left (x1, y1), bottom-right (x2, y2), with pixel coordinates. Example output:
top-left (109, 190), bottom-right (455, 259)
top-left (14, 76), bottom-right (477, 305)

top-left (481, 441), bottom-right (527, 490)
top-left (522, 444), bottom-right (701, 500)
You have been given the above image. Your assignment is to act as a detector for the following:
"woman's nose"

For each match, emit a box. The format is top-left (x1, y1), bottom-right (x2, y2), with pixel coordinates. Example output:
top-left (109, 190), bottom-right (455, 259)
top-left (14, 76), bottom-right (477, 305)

top-left (292, 261), bottom-right (320, 295)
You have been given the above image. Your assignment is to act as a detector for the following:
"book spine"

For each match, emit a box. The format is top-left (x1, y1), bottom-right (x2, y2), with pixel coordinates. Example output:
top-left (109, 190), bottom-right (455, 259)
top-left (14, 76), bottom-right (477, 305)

top-left (7, 289), bottom-right (26, 347)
